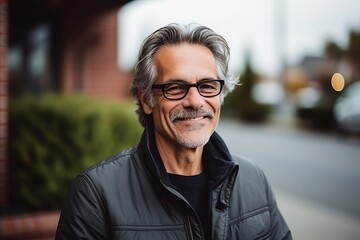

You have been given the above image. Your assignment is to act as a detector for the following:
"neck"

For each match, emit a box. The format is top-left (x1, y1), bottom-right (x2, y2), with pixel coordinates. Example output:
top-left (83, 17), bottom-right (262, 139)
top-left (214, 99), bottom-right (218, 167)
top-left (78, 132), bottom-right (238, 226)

top-left (155, 135), bottom-right (204, 176)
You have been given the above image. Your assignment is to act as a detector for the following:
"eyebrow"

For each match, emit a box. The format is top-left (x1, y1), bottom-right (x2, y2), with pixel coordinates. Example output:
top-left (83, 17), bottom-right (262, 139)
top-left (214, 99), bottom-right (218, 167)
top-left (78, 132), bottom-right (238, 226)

top-left (164, 78), bottom-right (219, 84)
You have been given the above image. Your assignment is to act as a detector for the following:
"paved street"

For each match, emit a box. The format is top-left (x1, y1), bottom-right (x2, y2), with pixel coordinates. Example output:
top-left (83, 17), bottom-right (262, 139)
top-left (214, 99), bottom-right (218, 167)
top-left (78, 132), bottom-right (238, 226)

top-left (217, 117), bottom-right (360, 240)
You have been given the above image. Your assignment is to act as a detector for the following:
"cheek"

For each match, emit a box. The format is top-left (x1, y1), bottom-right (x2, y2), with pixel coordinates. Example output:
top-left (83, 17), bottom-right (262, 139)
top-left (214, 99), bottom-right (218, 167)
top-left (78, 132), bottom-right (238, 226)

top-left (153, 101), bottom-right (175, 124)
top-left (209, 98), bottom-right (222, 114)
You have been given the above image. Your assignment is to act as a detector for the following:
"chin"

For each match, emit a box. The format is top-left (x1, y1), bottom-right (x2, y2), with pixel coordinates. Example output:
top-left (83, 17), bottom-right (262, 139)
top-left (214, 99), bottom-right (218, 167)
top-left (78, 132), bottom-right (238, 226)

top-left (176, 133), bottom-right (212, 149)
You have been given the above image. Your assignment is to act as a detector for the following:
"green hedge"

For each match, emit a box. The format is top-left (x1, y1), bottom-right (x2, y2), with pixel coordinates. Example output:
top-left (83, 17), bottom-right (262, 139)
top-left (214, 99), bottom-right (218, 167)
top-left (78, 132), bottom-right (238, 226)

top-left (9, 94), bottom-right (143, 210)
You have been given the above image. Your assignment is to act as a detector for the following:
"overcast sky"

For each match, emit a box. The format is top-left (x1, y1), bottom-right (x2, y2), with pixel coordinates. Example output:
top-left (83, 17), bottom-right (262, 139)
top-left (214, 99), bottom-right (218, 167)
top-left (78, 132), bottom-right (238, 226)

top-left (117, 0), bottom-right (360, 76)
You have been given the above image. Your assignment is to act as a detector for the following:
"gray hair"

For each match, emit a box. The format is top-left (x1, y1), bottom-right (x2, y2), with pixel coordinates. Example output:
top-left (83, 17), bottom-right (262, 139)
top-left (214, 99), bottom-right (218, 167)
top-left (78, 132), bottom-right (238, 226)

top-left (130, 23), bottom-right (239, 127)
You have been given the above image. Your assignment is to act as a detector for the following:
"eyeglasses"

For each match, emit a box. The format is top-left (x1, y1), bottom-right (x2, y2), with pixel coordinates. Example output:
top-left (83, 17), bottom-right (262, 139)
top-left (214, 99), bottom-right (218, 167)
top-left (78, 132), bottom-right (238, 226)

top-left (151, 79), bottom-right (225, 100)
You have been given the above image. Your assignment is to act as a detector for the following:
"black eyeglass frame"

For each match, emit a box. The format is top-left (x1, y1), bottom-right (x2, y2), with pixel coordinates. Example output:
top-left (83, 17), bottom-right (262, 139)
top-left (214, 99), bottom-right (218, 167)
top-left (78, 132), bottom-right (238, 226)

top-left (151, 79), bottom-right (225, 100)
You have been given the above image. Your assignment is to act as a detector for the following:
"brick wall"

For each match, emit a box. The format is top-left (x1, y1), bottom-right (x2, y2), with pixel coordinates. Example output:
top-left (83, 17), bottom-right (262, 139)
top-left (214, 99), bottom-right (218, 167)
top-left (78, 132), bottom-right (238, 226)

top-left (0, 211), bottom-right (60, 240)
top-left (0, 0), bottom-right (7, 207)
top-left (62, 8), bottom-right (132, 100)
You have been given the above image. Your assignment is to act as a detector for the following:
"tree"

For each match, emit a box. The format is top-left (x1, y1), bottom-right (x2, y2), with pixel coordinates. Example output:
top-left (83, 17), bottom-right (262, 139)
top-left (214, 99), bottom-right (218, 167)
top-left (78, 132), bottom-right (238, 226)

top-left (324, 41), bottom-right (344, 60)
top-left (223, 56), bottom-right (271, 122)
top-left (347, 30), bottom-right (360, 81)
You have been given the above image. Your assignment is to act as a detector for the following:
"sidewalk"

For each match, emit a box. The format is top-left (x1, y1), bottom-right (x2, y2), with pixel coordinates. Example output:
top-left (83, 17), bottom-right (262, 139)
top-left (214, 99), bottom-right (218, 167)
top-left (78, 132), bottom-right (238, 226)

top-left (271, 114), bottom-right (360, 239)
top-left (275, 189), bottom-right (360, 240)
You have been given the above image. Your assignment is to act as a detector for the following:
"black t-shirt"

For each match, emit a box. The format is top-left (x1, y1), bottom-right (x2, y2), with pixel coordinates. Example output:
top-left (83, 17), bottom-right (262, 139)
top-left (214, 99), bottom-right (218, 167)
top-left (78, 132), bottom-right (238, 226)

top-left (168, 171), bottom-right (210, 239)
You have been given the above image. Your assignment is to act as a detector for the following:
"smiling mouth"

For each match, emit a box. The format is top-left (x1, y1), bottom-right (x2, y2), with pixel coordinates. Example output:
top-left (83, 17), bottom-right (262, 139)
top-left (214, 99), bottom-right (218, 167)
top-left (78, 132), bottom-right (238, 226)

top-left (176, 116), bottom-right (207, 121)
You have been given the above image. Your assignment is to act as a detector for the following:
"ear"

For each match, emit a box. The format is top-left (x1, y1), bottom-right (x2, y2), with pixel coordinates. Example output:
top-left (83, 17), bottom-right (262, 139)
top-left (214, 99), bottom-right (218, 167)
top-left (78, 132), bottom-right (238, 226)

top-left (139, 91), bottom-right (153, 114)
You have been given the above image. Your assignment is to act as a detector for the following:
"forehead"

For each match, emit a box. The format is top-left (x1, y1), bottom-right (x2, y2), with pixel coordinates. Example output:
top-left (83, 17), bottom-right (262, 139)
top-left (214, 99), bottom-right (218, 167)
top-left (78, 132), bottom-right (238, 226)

top-left (154, 43), bottom-right (218, 82)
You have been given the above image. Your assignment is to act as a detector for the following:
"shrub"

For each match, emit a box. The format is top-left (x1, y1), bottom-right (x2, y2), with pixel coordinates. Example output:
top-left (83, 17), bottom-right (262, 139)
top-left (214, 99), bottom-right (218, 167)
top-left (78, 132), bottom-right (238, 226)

top-left (9, 94), bottom-right (143, 211)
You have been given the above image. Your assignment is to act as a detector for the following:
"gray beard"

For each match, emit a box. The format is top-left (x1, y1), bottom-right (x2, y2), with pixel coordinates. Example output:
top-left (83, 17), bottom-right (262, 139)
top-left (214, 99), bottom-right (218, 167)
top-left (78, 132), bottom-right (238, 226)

top-left (175, 133), bottom-right (211, 148)
top-left (170, 108), bottom-right (215, 148)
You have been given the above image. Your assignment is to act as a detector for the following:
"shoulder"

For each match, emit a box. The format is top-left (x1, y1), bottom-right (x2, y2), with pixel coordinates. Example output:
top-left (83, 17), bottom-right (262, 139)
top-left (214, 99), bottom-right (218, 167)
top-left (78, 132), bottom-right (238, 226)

top-left (77, 146), bottom-right (139, 183)
top-left (88, 146), bottom-right (136, 170)
top-left (230, 154), bottom-right (272, 202)
top-left (231, 154), bottom-right (267, 181)
top-left (65, 146), bottom-right (142, 203)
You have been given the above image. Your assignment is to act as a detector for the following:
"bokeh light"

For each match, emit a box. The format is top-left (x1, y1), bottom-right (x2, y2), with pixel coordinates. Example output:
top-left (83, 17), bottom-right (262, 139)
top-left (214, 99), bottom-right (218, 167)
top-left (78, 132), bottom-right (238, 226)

top-left (331, 73), bottom-right (345, 91)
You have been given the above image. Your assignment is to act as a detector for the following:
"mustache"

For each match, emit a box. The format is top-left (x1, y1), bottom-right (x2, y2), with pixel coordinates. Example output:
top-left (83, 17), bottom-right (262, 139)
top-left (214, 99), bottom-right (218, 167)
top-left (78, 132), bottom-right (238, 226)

top-left (170, 108), bottom-right (214, 122)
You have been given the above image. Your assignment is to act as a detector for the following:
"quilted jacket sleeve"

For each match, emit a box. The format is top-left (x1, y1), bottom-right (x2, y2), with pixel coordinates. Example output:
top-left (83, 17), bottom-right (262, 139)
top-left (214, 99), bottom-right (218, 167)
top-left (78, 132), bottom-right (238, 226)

top-left (55, 174), bottom-right (109, 240)
top-left (263, 171), bottom-right (293, 240)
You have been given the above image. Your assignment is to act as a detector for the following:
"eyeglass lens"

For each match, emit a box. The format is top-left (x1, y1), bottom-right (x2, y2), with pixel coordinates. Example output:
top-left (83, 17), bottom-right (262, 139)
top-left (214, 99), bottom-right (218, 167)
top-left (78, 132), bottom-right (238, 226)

top-left (159, 80), bottom-right (223, 100)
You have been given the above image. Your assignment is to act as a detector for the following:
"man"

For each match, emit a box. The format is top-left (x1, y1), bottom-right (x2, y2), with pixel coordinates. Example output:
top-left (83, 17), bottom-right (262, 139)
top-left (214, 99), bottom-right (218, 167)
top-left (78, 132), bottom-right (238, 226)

top-left (56, 23), bottom-right (292, 239)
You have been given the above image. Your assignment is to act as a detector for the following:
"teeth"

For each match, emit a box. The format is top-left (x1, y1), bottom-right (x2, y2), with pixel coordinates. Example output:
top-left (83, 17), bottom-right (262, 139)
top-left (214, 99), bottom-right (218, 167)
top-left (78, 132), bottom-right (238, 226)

top-left (183, 117), bottom-right (204, 121)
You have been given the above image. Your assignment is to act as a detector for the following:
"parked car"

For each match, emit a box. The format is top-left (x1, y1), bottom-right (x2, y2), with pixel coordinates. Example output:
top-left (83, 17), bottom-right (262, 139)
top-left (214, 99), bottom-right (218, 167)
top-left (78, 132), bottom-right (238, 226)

top-left (333, 81), bottom-right (360, 134)
top-left (295, 87), bottom-right (338, 130)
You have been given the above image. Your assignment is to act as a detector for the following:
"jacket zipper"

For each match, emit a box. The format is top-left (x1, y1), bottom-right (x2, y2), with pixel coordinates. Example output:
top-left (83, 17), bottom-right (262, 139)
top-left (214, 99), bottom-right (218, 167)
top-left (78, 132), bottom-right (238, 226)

top-left (160, 180), bottom-right (200, 240)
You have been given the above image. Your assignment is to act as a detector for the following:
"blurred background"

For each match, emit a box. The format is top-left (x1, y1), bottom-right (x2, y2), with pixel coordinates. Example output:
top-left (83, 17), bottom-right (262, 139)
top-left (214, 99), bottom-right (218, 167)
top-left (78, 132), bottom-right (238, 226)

top-left (1, 0), bottom-right (359, 239)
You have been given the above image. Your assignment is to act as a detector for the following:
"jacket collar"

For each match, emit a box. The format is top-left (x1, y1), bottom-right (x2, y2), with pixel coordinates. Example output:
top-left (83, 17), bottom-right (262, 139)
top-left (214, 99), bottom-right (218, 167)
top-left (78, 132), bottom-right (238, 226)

top-left (138, 117), bottom-right (237, 188)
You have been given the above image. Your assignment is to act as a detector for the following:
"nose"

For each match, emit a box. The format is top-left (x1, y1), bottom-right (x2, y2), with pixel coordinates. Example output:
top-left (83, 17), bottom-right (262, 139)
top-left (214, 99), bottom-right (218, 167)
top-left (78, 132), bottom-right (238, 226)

top-left (182, 86), bottom-right (205, 109)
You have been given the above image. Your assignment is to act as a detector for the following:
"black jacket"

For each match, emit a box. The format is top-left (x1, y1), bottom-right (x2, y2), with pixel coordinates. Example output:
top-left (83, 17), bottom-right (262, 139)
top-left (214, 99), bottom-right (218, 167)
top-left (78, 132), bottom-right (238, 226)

top-left (56, 124), bottom-right (292, 240)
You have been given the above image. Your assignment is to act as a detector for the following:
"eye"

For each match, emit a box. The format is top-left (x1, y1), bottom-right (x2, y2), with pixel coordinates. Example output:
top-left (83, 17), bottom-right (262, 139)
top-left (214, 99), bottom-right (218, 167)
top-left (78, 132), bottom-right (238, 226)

top-left (164, 83), bottom-right (187, 95)
top-left (198, 81), bottom-right (219, 93)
